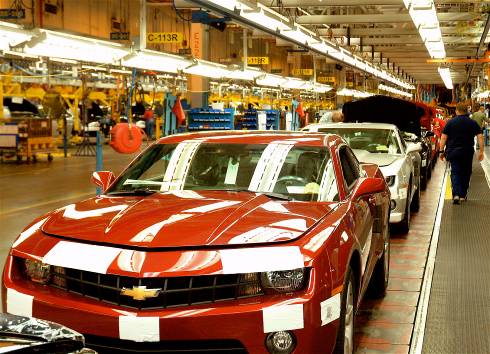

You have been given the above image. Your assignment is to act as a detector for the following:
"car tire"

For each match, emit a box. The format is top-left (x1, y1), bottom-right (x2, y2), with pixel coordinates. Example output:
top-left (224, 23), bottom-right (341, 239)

top-left (334, 267), bottom-right (356, 354)
top-left (367, 216), bottom-right (390, 298)
top-left (411, 176), bottom-right (420, 212)
top-left (420, 166), bottom-right (428, 190)
top-left (399, 185), bottom-right (411, 233)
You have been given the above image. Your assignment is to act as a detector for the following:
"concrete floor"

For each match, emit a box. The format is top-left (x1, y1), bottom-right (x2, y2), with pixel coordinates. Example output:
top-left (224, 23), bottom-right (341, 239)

top-left (0, 145), bottom-right (139, 275)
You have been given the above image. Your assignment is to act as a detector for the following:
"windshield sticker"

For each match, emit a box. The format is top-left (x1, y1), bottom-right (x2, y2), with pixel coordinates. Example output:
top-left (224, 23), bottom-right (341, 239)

top-left (224, 157), bottom-right (240, 185)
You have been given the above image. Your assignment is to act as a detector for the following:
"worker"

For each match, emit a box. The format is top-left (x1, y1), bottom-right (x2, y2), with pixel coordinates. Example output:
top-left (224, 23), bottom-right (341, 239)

top-left (331, 111), bottom-right (344, 123)
top-left (470, 104), bottom-right (489, 148)
top-left (439, 102), bottom-right (484, 204)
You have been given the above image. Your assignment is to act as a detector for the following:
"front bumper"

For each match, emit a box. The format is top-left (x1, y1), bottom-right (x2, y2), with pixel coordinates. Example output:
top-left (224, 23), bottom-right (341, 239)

top-left (3, 258), bottom-right (338, 354)
top-left (388, 186), bottom-right (409, 224)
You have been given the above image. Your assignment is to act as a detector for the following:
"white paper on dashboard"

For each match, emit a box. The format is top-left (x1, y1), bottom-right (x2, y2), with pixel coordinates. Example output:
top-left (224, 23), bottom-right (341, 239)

top-left (258, 112), bottom-right (267, 130)
top-left (220, 246), bottom-right (304, 274)
top-left (43, 241), bottom-right (121, 274)
top-left (224, 157), bottom-right (240, 185)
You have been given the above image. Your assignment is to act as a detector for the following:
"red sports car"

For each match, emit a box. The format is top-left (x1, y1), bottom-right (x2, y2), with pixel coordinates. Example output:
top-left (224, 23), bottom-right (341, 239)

top-left (3, 131), bottom-right (390, 354)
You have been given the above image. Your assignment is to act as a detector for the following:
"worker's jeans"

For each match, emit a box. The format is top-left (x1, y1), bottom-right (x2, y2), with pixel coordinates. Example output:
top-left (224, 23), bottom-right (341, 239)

top-left (449, 153), bottom-right (474, 198)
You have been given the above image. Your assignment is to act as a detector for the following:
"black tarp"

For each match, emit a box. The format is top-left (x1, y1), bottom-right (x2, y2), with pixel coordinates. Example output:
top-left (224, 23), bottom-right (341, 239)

top-left (342, 95), bottom-right (423, 136)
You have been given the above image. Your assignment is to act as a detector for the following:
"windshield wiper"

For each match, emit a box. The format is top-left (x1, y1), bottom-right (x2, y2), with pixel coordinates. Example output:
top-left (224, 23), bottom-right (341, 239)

top-left (202, 188), bottom-right (292, 201)
top-left (106, 189), bottom-right (157, 196)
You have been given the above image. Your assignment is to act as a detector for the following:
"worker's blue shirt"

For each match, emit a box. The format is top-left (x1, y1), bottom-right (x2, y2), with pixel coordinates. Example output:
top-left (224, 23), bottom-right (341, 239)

top-left (443, 114), bottom-right (481, 159)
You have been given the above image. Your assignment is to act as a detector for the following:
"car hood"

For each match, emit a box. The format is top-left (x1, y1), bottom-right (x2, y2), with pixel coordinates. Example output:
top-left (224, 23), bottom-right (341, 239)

top-left (41, 191), bottom-right (335, 248)
top-left (352, 149), bottom-right (402, 167)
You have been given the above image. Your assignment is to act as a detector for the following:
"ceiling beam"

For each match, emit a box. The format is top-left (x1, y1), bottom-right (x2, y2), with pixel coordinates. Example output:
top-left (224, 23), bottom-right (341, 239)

top-left (296, 12), bottom-right (480, 25)
top-left (259, 0), bottom-right (487, 7)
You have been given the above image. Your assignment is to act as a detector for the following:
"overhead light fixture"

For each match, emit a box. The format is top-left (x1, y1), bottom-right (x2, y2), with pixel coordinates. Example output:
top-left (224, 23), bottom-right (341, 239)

top-left (379, 84), bottom-right (413, 98)
top-left (227, 67), bottom-right (262, 80)
top-left (184, 59), bottom-right (231, 78)
top-left (122, 49), bottom-right (189, 73)
top-left (256, 74), bottom-right (288, 87)
top-left (438, 67), bottom-right (453, 89)
top-left (0, 21), bottom-right (32, 51)
top-left (240, 7), bottom-right (290, 32)
top-left (24, 29), bottom-right (129, 64)
top-left (281, 25), bottom-right (319, 45)
top-left (110, 68), bottom-right (132, 75)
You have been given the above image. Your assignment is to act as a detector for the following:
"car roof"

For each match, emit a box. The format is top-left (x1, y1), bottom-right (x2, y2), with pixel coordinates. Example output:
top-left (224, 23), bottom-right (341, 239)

top-left (156, 130), bottom-right (344, 147)
top-left (306, 122), bottom-right (397, 130)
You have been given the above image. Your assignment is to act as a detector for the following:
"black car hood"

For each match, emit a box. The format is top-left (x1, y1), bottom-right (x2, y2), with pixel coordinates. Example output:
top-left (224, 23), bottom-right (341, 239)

top-left (342, 95), bottom-right (423, 136)
top-left (0, 313), bottom-right (86, 353)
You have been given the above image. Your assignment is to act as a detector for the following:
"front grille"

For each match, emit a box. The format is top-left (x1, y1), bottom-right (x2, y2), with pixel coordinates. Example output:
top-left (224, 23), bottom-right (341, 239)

top-left (84, 335), bottom-right (247, 353)
top-left (48, 267), bottom-right (263, 310)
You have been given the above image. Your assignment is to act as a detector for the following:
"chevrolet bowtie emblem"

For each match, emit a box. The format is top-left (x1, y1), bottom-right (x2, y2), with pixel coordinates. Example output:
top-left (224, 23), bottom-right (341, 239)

top-left (120, 286), bottom-right (161, 301)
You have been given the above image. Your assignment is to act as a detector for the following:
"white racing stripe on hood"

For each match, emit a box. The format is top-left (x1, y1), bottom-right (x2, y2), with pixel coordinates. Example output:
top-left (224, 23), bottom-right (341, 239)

top-left (12, 218), bottom-right (48, 248)
top-left (43, 241), bottom-right (121, 274)
top-left (220, 246), bottom-right (304, 274)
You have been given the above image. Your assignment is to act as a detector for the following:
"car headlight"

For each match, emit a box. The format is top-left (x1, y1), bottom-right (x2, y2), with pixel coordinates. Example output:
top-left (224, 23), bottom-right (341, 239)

top-left (260, 268), bottom-right (306, 293)
top-left (385, 175), bottom-right (396, 187)
top-left (24, 259), bottom-right (51, 284)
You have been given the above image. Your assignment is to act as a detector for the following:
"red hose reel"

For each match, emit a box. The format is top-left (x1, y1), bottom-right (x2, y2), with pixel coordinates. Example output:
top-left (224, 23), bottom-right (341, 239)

top-left (109, 123), bottom-right (144, 154)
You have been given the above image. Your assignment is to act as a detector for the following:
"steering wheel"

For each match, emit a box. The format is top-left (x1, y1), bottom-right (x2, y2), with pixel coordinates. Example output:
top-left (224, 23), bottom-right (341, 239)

top-left (276, 175), bottom-right (308, 185)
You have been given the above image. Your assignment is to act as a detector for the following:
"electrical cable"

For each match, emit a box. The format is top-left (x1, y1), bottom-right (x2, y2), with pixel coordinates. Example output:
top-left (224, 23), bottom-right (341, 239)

top-left (172, 0), bottom-right (192, 22)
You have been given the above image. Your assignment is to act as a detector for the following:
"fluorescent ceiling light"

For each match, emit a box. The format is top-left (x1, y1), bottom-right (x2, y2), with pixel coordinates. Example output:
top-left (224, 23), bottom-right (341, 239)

top-left (227, 67), bottom-right (262, 80)
top-left (122, 49), bottom-right (189, 73)
top-left (184, 60), bottom-right (231, 78)
top-left (281, 77), bottom-right (308, 89)
top-left (207, 0), bottom-right (251, 11)
top-left (420, 27), bottom-right (442, 42)
top-left (438, 67), bottom-right (453, 89)
top-left (24, 29), bottom-right (129, 64)
top-left (409, 6), bottom-right (438, 28)
top-left (281, 24), bottom-right (319, 45)
top-left (0, 21), bottom-right (32, 51)
top-left (256, 74), bottom-right (288, 87)
top-left (312, 84), bottom-right (332, 93)
top-left (240, 8), bottom-right (290, 32)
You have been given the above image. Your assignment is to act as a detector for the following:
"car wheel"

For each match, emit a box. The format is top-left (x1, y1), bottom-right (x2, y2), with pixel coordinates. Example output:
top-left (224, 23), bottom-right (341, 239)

top-left (411, 176), bottom-right (420, 212)
top-left (367, 217), bottom-right (390, 298)
top-left (334, 267), bottom-right (356, 354)
top-left (420, 166), bottom-right (428, 190)
top-left (399, 186), bottom-right (411, 233)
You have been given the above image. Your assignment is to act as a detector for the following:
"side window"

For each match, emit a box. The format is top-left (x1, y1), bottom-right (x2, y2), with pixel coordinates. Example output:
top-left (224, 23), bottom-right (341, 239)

top-left (339, 146), bottom-right (361, 194)
top-left (398, 129), bottom-right (407, 152)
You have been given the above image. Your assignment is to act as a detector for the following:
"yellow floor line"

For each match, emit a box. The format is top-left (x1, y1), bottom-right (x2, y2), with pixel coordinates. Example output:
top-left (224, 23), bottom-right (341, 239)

top-left (1, 192), bottom-right (93, 216)
top-left (445, 174), bottom-right (452, 199)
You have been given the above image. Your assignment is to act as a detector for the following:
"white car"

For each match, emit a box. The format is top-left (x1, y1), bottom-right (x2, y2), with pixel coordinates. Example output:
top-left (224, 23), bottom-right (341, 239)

top-left (303, 122), bottom-right (422, 232)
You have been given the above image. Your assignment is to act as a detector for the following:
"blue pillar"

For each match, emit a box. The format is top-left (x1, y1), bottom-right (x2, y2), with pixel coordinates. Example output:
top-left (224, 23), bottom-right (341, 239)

top-left (95, 130), bottom-right (103, 195)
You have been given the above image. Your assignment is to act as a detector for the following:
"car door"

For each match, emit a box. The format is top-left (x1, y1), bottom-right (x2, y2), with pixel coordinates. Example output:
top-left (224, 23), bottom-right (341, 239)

top-left (338, 146), bottom-right (374, 285)
top-left (396, 128), bottom-right (417, 201)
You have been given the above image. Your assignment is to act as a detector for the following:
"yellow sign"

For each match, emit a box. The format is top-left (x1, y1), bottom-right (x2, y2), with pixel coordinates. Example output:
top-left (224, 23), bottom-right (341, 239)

top-left (147, 32), bottom-right (183, 44)
top-left (292, 69), bottom-right (314, 76)
top-left (317, 76), bottom-right (336, 84)
top-left (247, 57), bottom-right (269, 65)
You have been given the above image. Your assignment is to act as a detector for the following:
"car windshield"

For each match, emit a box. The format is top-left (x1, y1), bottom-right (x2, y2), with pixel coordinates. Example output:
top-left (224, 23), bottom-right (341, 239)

top-left (107, 142), bottom-right (338, 202)
top-left (318, 128), bottom-right (401, 154)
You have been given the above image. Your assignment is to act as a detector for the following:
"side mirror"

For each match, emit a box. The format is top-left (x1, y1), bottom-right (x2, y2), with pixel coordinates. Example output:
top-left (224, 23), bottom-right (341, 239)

top-left (91, 171), bottom-right (115, 192)
top-left (406, 142), bottom-right (422, 154)
top-left (353, 177), bottom-right (386, 200)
